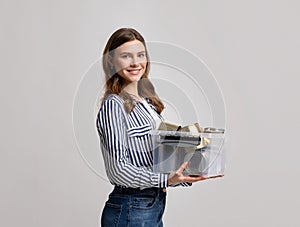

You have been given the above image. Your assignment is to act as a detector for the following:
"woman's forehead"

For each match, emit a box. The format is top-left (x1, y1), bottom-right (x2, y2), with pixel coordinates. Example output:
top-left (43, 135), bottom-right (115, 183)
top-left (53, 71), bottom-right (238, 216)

top-left (115, 40), bottom-right (146, 54)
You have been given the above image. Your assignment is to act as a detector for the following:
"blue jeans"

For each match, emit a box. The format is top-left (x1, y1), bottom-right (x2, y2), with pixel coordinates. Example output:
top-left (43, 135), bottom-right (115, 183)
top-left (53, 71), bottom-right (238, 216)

top-left (101, 186), bottom-right (167, 227)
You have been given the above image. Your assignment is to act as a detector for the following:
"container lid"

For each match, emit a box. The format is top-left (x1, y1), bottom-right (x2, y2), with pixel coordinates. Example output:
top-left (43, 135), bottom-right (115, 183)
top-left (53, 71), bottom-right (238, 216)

top-left (203, 127), bottom-right (225, 134)
top-left (150, 130), bottom-right (225, 139)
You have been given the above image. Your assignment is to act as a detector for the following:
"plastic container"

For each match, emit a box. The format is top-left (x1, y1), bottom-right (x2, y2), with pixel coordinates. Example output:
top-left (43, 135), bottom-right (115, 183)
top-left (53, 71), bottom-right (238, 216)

top-left (151, 130), bottom-right (225, 177)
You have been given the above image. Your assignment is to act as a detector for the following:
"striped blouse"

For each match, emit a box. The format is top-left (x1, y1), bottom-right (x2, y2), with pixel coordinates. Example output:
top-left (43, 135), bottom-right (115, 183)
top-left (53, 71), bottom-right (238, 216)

top-left (96, 94), bottom-right (169, 189)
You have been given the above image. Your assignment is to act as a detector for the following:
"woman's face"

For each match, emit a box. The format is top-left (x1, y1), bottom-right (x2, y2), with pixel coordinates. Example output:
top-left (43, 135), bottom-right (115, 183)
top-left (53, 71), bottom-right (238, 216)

top-left (110, 40), bottom-right (147, 84)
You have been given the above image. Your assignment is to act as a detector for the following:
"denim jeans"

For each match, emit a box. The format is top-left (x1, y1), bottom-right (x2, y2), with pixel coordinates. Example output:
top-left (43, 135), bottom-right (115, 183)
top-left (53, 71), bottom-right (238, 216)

top-left (101, 186), bottom-right (167, 227)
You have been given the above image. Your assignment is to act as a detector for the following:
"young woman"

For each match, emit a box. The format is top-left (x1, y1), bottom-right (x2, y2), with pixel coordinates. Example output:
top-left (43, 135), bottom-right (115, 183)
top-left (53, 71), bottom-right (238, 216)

top-left (96, 28), bottom-right (218, 227)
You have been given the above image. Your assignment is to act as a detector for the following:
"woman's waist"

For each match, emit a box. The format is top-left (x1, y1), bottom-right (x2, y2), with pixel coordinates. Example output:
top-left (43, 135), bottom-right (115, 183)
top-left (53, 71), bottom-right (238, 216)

top-left (113, 185), bottom-right (166, 196)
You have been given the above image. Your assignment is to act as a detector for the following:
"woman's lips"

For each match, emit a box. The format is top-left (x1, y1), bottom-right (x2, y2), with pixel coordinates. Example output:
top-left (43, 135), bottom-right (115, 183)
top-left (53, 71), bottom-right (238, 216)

top-left (126, 68), bottom-right (142, 75)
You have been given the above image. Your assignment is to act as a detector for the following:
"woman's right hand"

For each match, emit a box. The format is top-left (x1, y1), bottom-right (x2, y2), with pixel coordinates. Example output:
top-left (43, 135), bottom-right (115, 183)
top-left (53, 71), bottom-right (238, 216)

top-left (167, 162), bottom-right (224, 186)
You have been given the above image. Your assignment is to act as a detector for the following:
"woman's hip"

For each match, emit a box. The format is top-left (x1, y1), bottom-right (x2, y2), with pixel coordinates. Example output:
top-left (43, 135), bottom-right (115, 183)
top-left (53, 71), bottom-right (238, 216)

top-left (101, 186), bottom-right (166, 227)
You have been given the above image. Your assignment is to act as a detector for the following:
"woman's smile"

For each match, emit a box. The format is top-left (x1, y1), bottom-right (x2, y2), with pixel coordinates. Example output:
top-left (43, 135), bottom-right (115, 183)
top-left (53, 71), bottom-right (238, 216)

top-left (126, 68), bottom-right (143, 75)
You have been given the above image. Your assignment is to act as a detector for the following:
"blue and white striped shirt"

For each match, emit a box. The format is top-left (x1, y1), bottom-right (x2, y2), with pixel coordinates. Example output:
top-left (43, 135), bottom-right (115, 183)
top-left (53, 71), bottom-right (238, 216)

top-left (96, 94), bottom-right (169, 189)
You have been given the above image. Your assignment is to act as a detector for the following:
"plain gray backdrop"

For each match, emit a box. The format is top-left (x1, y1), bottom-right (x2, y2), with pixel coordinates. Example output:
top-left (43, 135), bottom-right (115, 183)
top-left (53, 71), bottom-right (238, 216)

top-left (1, 0), bottom-right (299, 226)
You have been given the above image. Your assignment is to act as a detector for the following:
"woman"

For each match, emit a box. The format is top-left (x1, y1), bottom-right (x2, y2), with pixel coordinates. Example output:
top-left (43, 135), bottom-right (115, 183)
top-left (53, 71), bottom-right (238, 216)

top-left (96, 28), bottom-right (216, 227)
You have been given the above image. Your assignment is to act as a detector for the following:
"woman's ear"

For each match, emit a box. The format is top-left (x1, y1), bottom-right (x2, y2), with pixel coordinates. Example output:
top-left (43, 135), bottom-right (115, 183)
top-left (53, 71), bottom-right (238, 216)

top-left (107, 55), bottom-right (115, 73)
top-left (107, 55), bottom-right (113, 67)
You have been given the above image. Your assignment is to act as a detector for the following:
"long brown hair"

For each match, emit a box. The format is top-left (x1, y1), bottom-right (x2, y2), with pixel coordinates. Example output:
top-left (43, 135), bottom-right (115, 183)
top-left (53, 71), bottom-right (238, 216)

top-left (101, 28), bottom-right (164, 113)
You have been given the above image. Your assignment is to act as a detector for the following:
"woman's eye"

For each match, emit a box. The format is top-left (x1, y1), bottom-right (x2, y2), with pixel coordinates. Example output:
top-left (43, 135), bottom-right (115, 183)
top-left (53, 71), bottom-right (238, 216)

top-left (138, 53), bottom-right (145, 58)
top-left (121, 55), bottom-right (129, 59)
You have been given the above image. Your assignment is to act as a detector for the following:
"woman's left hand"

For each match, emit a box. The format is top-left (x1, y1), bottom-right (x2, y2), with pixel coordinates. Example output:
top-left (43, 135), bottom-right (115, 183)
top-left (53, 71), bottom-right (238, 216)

top-left (167, 162), bottom-right (224, 186)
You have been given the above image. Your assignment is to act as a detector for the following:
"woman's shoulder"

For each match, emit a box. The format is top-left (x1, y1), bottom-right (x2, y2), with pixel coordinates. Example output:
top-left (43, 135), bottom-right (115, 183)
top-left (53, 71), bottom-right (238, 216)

top-left (103, 94), bottom-right (123, 104)
top-left (96, 94), bottom-right (126, 131)
top-left (99, 94), bottom-right (125, 113)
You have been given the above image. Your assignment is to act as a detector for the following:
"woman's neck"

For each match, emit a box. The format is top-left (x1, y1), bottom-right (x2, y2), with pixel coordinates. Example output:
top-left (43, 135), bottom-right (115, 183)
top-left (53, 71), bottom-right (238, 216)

top-left (123, 82), bottom-right (139, 96)
top-left (123, 82), bottom-right (143, 101)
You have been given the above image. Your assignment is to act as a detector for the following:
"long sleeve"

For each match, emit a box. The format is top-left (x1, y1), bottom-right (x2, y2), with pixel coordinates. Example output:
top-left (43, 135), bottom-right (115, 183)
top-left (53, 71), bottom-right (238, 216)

top-left (96, 98), bottom-right (168, 189)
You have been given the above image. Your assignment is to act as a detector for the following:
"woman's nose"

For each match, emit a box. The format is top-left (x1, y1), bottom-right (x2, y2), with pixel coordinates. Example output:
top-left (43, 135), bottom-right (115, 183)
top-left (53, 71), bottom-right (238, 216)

top-left (130, 56), bottom-right (139, 66)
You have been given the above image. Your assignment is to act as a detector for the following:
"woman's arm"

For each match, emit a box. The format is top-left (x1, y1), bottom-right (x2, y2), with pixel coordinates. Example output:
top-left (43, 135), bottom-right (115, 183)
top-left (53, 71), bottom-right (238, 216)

top-left (97, 98), bottom-right (168, 188)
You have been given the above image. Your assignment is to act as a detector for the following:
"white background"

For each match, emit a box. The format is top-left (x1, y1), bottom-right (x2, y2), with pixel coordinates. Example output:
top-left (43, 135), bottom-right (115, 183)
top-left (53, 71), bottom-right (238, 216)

top-left (1, 0), bottom-right (299, 226)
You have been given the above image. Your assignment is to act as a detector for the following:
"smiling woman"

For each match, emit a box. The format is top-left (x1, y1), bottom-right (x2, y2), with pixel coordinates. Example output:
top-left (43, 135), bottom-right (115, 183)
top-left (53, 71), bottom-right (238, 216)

top-left (96, 28), bottom-right (218, 227)
top-left (101, 28), bottom-right (165, 113)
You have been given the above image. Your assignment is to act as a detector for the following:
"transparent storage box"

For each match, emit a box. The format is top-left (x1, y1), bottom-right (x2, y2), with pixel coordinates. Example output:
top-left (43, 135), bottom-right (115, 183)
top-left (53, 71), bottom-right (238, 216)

top-left (151, 130), bottom-right (226, 177)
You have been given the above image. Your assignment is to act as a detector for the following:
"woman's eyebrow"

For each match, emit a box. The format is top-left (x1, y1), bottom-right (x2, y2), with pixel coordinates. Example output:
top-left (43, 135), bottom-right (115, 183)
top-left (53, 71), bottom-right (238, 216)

top-left (119, 50), bottom-right (146, 55)
top-left (119, 52), bottom-right (131, 55)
